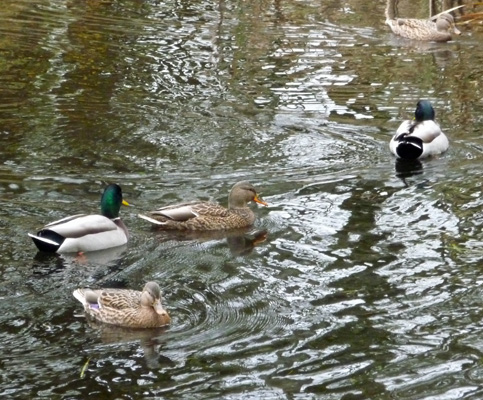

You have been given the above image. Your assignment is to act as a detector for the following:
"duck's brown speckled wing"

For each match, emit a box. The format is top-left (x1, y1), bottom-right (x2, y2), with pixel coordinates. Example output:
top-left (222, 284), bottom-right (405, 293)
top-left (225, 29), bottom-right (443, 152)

top-left (97, 289), bottom-right (141, 310)
top-left (387, 18), bottom-right (452, 42)
top-left (191, 202), bottom-right (230, 217)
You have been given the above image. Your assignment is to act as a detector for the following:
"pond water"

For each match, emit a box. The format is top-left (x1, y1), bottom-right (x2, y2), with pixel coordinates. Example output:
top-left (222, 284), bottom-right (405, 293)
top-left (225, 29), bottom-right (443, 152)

top-left (1, 0), bottom-right (483, 398)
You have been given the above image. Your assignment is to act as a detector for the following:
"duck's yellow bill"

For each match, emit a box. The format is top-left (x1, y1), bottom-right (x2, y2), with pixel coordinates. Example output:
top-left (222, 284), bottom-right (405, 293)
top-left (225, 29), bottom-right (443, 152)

top-left (122, 200), bottom-right (130, 206)
top-left (254, 195), bottom-right (268, 206)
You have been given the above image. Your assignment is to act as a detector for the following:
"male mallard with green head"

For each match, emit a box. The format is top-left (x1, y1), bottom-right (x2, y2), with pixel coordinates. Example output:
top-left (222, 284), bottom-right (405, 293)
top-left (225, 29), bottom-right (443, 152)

top-left (73, 281), bottom-right (170, 328)
top-left (390, 100), bottom-right (449, 160)
top-left (138, 181), bottom-right (268, 231)
top-left (28, 184), bottom-right (129, 253)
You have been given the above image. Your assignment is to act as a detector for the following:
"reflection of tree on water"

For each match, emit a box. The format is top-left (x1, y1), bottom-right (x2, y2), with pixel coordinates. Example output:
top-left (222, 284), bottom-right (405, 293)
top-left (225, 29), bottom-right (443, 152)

top-left (387, 0), bottom-right (471, 20)
top-left (320, 179), bottom-right (403, 398)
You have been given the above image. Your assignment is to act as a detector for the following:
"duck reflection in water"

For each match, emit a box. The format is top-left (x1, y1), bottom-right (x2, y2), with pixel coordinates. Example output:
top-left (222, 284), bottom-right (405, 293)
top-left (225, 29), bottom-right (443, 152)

top-left (81, 319), bottom-right (173, 369)
top-left (59, 244), bottom-right (128, 266)
top-left (153, 228), bottom-right (268, 256)
top-left (30, 245), bottom-right (127, 286)
top-left (226, 229), bottom-right (268, 256)
top-left (394, 158), bottom-right (424, 187)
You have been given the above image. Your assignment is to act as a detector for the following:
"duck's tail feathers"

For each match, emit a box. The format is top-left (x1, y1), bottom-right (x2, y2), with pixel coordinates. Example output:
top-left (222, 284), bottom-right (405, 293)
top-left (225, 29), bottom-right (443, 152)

top-left (28, 232), bottom-right (61, 252)
top-left (73, 288), bottom-right (101, 310)
top-left (137, 214), bottom-right (168, 225)
top-left (396, 138), bottom-right (424, 160)
top-left (73, 289), bottom-right (87, 306)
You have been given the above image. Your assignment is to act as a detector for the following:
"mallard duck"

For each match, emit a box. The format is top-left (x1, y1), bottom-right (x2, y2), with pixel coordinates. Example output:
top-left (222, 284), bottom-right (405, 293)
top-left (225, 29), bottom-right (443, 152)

top-left (138, 181), bottom-right (268, 231)
top-left (28, 184), bottom-right (129, 253)
top-left (385, 0), bottom-right (461, 42)
top-left (386, 13), bottom-right (460, 42)
top-left (389, 100), bottom-right (449, 160)
top-left (73, 281), bottom-right (170, 328)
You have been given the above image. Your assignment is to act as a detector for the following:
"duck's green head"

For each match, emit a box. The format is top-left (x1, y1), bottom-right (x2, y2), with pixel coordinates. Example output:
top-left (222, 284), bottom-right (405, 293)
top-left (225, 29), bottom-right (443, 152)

top-left (415, 100), bottom-right (435, 122)
top-left (100, 184), bottom-right (129, 219)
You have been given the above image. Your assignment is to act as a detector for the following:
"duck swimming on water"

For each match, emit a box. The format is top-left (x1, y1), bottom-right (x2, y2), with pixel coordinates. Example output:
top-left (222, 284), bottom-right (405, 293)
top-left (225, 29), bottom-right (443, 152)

top-left (389, 100), bottom-right (449, 160)
top-left (385, 0), bottom-right (461, 42)
top-left (138, 181), bottom-right (267, 231)
top-left (73, 282), bottom-right (170, 328)
top-left (28, 184), bottom-right (129, 253)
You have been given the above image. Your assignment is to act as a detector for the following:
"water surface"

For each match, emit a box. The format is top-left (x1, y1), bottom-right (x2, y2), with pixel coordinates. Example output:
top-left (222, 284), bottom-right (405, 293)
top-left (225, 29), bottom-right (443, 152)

top-left (1, 0), bottom-right (483, 399)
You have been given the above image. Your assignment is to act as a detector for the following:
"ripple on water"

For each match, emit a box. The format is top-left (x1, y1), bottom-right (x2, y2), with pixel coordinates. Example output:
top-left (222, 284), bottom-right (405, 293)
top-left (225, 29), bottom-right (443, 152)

top-left (1, 0), bottom-right (483, 397)
top-left (163, 266), bottom-right (290, 350)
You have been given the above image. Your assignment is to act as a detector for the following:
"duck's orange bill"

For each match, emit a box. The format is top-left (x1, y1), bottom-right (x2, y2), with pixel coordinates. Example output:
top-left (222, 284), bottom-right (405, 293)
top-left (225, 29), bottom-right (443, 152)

top-left (254, 195), bottom-right (268, 206)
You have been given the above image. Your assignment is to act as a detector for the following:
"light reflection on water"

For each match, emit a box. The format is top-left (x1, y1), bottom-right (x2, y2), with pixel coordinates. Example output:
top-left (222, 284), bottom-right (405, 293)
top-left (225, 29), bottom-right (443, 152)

top-left (0, 0), bottom-right (483, 398)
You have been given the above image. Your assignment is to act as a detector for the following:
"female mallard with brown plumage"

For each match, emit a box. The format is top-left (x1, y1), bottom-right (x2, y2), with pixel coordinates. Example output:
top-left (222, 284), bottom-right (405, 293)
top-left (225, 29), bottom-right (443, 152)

top-left (138, 181), bottom-right (268, 231)
top-left (385, 0), bottom-right (461, 42)
top-left (73, 282), bottom-right (170, 328)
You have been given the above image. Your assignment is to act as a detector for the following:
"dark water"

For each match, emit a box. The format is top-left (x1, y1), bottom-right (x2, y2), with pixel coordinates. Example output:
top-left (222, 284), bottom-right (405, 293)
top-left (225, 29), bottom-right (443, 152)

top-left (1, 0), bottom-right (483, 398)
